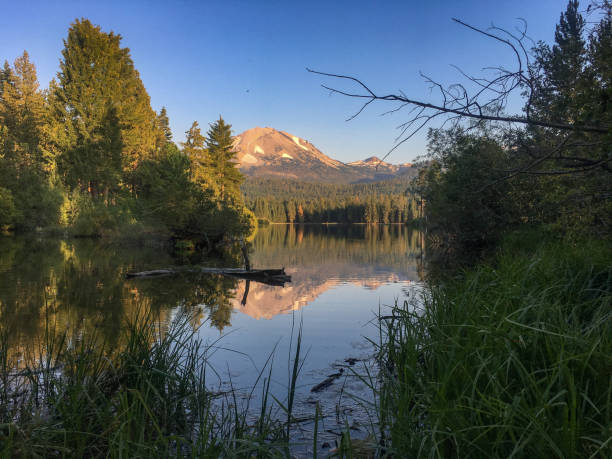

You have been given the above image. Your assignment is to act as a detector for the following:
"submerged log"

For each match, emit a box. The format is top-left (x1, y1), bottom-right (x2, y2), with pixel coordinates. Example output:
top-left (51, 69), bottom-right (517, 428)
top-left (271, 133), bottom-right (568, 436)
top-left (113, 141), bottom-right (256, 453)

top-left (126, 267), bottom-right (291, 286)
top-left (310, 368), bottom-right (344, 393)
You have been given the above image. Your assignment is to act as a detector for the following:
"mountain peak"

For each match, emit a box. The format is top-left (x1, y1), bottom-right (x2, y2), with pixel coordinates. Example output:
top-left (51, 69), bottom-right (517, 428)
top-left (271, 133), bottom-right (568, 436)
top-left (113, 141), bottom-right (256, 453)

top-left (364, 156), bottom-right (382, 163)
top-left (234, 127), bottom-right (417, 183)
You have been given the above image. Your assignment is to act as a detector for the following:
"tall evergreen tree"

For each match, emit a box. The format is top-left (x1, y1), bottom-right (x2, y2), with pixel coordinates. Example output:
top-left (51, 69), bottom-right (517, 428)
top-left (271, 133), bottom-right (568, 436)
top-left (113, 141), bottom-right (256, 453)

top-left (526, 1), bottom-right (611, 234)
top-left (51, 19), bottom-right (158, 197)
top-left (158, 107), bottom-right (172, 141)
top-left (0, 51), bottom-right (47, 174)
top-left (155, 106), bottom-right (173, 152)
top-left (205, 116), bottom-right (243, 201)
top-left (586, 2), bottom-right (611, 126)
top-left (0, 51), bottom-right (60, 228)
top-left (0, 61), bottom-right (13, 100)
top-left (182, 121), bottom-right (210, 188)
top-left (532, 0), bottom-right (589, 123)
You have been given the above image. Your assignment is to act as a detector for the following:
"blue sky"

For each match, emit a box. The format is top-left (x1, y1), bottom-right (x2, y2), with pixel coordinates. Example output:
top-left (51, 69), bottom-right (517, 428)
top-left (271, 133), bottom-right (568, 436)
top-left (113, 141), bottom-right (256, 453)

top-left (1, 0), bottom-right (569, 163)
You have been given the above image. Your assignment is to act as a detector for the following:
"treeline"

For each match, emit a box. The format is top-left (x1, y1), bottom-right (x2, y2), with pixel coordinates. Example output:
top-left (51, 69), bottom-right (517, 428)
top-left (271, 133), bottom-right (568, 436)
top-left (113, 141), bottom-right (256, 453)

top-left (242, 178), bottom-right (422, 223)
top-left (0, 19), bottom-right (254, 241)
top-left (242, 177), bottom-right (413, 200)
top-left (416, 1), bottom-right (611, 258)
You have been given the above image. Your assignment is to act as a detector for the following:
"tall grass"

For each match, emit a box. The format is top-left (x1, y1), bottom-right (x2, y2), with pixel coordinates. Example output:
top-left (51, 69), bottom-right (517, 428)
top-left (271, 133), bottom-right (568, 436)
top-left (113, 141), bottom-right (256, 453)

top-left (0, 308), bottom-right (307, 458)
top-left (378, 235), bottom-right (612, 457)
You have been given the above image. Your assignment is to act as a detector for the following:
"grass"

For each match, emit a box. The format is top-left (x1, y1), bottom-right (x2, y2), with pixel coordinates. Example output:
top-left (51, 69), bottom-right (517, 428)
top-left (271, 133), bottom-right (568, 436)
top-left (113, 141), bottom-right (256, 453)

top-left (0, 308), bottom-right (309, 458)
top-left (3, 229), bottom-right (609, 458)
top-left (377, 233), bottom-right (612, 458)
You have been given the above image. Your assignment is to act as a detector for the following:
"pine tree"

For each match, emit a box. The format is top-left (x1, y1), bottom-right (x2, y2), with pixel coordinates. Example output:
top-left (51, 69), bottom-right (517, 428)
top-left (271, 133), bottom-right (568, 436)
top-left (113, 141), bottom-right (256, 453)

top-left (0, 61), bottom-right (14, 175)
top-left (155, 106), bottom-right (173, 152)
top-left (285, 199), bottom-right (296, 223)
top-left (182, 121), bottom-right (210, 189)
top-left (527, 1), bottom-right (611, 234)
top-left (0, 51), bottom-right (47, 175)
top-left (0, 52), bottom-right (61, 229)
top-left (533, 0), bottom-right (588, 123)
top-left (51, 19), bottom-right (158, 197)
top-left (0, 61), bottom-right (13, 100)
top-left (205, 116), bottom-right (243, 201)
top-left (588, 5), bottom-right (611, 122)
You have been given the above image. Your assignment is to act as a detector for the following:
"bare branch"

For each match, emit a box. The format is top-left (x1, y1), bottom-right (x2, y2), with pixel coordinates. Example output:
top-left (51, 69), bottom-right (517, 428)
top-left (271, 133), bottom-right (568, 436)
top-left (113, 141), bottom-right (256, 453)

top-left (307, 68), bottom-right (608, 134)
top-left (308, 14), bottom-right (610, 180)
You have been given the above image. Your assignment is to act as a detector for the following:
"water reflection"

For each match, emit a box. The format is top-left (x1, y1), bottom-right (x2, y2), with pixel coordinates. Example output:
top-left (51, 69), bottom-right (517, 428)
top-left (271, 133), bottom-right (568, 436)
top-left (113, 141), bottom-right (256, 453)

top-left (1, 225), bottom-right (425, 452)
top-left (237, 224), bottom-right (424, 318)
top-left (0, 225), bottom-right (424, 355)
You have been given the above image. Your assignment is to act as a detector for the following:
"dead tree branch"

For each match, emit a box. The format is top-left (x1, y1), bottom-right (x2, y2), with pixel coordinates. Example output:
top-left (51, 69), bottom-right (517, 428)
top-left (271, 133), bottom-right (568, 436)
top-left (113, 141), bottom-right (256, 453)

top-left (308, 17), bottom-right (610, 172)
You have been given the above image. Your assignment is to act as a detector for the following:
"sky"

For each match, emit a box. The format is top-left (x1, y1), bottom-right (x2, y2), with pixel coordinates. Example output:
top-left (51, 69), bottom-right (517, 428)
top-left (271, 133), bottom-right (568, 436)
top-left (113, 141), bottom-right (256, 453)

top-left (1, 0), bottom-right (571, 163)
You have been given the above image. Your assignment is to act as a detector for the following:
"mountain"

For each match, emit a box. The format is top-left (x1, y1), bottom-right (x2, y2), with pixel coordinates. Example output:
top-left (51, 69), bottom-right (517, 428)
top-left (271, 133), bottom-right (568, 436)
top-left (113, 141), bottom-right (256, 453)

top-left (347, 156), bottom-right (412, 172)
top-left (230, 269), bottom-right (411, 320)
top-left (233, 127), bottom-right (415, 183)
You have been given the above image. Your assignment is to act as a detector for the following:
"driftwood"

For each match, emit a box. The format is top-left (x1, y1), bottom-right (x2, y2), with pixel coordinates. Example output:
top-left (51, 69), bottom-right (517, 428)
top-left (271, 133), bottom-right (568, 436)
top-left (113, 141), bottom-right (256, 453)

top-left (126, 269), bottom-right (175, 278)
top-left (310, 368), bottom-right (344, 393)
top-left (126, 267), bottom-right (291, 287)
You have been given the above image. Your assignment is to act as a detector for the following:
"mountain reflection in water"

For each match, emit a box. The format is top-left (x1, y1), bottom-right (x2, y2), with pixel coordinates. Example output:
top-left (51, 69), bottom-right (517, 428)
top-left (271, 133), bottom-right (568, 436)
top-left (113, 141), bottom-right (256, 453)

top-left (236, 224), bottom-right (424, 319)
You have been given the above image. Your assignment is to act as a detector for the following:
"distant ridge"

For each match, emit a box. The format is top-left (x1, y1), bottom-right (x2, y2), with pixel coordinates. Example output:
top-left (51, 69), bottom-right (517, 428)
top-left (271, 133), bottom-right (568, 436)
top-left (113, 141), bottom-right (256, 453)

top-left (233, 127), bottom-right (415, 184)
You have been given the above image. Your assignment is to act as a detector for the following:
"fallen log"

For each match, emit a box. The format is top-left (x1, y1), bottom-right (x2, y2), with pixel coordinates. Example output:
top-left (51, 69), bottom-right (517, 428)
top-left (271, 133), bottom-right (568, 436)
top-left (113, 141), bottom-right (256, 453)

top-left (125, 269), bottom-right (175, 278)
top-left (126, 267), bottom-right (291, 286)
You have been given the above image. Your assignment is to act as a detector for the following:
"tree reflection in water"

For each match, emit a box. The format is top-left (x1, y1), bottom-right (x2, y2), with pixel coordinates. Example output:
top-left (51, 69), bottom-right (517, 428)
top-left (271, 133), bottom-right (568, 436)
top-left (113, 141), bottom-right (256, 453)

top-left (0, 225), bottom-right (424, 361)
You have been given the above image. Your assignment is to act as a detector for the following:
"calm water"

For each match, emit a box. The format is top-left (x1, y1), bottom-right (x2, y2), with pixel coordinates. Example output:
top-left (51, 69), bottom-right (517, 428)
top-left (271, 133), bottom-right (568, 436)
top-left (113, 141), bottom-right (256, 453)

top-left (1, 224), bottom-right (424, 448)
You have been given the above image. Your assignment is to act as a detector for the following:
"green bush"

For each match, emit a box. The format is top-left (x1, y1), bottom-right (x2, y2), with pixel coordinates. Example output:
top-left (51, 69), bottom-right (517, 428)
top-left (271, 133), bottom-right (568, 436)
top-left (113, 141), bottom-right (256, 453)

top-left (60, 191), bottom-right (125, 237)
top-left (417, 128), bottom-right (520, 257)
top-left (4, 173), bottom-right (63, 231)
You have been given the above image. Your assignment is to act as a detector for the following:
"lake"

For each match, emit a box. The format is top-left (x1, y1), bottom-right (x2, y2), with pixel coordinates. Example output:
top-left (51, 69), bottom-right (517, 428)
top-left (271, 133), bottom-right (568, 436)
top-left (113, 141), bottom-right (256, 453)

top-left (0, 224), bottom-right (424, 450)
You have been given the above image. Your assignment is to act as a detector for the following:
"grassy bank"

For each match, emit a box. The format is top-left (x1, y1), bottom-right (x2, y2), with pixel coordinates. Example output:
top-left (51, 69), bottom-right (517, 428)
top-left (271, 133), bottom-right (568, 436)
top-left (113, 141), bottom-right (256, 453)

top-left (0, 311), bottom-right (306, 458)
top-left (378, 232), bottom-right (612, 457)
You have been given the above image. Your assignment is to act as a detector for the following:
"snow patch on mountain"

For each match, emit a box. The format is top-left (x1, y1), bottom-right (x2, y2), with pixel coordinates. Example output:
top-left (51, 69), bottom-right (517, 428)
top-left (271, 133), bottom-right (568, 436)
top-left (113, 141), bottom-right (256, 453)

top-left (282, 153), bottom-right (293, 159)
top-left (254, 145), bottom-right (265, 155)
top-left (291, 136), bottom-right (309, 151)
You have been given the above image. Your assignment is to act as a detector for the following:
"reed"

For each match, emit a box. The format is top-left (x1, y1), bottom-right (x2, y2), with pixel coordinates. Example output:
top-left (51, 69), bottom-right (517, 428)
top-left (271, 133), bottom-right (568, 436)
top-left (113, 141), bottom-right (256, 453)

top-left (0, 308), bottom-right (305, 458)
top-left (378, 234), bottom-right (612, 458)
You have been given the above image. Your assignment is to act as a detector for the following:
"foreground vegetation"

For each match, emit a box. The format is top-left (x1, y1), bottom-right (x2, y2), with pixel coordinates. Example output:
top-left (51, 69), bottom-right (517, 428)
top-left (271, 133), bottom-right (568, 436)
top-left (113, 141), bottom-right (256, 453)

top-left (378, 233), bottom-right (612, 457)
top-left (0, 310), bottom-right (311, 458)
top-left (372, 7), bottom-right (612, 454)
